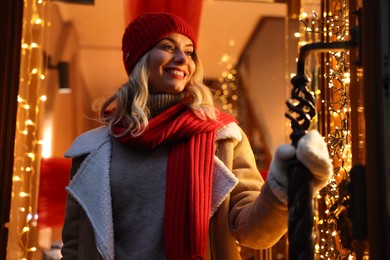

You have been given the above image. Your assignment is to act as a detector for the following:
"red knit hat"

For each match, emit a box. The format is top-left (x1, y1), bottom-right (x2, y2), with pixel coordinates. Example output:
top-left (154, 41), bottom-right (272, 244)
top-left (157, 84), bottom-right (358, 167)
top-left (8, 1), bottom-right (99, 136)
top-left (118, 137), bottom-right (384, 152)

top-left (122, 12), bottom-right (197, 75)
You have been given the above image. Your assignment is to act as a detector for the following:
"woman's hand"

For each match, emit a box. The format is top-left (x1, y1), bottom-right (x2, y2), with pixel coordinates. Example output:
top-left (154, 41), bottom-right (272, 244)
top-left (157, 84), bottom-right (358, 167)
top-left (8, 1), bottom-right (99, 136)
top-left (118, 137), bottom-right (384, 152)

top-left (267, 130), bottom-right (333, 204)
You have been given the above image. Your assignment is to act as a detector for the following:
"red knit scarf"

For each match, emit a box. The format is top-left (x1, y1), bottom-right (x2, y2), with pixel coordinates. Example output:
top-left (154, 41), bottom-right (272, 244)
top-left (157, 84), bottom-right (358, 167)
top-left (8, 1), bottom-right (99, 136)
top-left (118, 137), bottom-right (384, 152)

top-left (111, 102), bottom-right (236, 259)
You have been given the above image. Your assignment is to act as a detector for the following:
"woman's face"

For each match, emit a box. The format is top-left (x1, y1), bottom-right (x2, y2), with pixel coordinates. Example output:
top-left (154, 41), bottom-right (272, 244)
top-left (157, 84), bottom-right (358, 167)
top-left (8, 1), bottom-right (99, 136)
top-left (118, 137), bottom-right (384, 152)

top-left (148, 33), bottom-right (196, 94)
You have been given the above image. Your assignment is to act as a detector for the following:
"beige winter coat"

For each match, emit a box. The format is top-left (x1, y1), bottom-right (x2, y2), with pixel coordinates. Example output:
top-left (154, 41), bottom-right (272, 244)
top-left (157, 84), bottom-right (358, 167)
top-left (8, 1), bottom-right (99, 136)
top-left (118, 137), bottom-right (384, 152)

top-left (61, 125), bottom-right (288, 260)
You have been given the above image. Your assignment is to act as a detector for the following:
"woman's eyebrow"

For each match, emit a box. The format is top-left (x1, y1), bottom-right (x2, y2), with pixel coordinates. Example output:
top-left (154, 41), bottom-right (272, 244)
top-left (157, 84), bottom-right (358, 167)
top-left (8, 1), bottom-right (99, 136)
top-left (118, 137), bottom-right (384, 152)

top-left (161, 37), bottom-right (194, 48)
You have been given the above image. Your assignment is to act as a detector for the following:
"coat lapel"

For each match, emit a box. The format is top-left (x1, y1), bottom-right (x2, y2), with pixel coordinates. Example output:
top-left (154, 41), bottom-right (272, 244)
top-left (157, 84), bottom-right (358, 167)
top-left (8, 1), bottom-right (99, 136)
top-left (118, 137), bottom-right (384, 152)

top-left (65, 128), bottom-right (114, 260)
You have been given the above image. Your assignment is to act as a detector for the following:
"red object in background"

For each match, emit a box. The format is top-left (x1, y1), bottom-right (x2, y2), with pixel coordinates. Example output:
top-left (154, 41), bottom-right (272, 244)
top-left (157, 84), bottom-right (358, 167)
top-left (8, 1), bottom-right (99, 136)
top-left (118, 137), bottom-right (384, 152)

top-left (38, 157), bottom-right (71, 229)
top-left (259, 169), bottom-right (268, 180)
top-left (123, 0), bottom-right (203, 41)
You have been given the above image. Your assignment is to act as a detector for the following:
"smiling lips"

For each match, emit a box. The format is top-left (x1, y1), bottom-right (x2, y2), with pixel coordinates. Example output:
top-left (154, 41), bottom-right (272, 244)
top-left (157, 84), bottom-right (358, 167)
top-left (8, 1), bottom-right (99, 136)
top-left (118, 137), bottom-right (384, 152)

top-left (166, 68), bottom-right (186, 79)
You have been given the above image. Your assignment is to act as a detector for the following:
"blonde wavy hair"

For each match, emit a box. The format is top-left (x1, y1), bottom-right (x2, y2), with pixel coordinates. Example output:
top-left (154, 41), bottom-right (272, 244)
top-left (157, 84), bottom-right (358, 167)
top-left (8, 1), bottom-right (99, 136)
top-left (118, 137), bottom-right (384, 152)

top-left (99, 50), bottom-right (217, 137)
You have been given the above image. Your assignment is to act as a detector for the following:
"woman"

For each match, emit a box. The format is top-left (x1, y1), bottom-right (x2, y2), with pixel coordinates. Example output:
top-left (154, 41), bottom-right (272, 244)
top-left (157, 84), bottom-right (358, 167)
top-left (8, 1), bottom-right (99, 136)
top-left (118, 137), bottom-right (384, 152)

top-left (61, 12), bottom-right (332, 260)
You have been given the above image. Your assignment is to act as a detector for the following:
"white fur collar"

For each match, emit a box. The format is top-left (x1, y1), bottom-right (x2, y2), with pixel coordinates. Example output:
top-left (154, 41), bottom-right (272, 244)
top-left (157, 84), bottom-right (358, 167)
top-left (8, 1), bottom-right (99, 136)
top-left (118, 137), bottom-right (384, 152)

top-left (216, 122), bottom-right (242, 142)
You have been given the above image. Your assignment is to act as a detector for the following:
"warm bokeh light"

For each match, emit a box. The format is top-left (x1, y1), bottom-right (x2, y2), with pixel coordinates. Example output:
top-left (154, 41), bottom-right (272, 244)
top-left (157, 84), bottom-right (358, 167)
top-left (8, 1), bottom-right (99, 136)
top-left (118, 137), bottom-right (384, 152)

top-left (8, 0), bottom-right (48, 258)
top-left (298, 0), bottom-right (358, 258)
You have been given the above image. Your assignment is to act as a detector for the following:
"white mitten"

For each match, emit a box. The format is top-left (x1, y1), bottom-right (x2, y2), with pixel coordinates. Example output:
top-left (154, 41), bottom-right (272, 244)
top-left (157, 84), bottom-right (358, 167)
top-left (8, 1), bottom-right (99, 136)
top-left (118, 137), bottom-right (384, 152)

top-left (267, 144), bottom-right (296, 204)
top-left (296, 130), bottom-right (333, 194)
top-left (267, 130), bottom-right (333, 204)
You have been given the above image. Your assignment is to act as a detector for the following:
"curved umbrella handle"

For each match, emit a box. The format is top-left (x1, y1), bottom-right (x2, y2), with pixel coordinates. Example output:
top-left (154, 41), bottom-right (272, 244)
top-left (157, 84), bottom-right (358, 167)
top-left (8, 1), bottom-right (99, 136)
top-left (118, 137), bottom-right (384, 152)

top-left (285, 75), bottom-right (316, 260)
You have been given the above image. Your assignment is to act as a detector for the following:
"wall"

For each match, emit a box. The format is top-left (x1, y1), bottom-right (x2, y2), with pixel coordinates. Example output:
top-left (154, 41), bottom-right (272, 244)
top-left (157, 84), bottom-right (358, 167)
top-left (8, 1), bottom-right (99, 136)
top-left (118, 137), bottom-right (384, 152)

top-left (44, 4), bottom-right (100, 158)
top-left (238, 17), bottom-right (290, 155)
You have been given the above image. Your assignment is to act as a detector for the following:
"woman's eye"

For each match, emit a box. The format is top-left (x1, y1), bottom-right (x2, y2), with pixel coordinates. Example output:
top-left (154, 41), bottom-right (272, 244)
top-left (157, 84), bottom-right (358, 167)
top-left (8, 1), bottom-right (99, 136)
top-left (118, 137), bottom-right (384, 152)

top-left (186, 51), bottom-right (194, 57)
top-left (162, 45), bottom-right (174, 51)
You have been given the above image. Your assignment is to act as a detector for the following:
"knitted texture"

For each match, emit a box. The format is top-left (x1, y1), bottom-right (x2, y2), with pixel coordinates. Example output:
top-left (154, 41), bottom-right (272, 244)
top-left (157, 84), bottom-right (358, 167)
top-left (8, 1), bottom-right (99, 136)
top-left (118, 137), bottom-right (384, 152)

top-left (267, 130), bottom-right (333, 204)
top-left (122, 12), bottom-right (197, 75)
top-left (147, 93), bottom-right (186, 117)
top-left (110, 102), bottom-right (236, 259)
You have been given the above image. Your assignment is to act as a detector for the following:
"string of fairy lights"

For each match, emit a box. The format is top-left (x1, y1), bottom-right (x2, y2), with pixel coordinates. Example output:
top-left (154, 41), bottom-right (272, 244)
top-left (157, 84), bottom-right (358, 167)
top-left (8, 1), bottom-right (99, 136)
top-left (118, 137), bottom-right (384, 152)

top-left (214, 49), bottom-right (240, 118)
top-left (298, 0), bottom-right (361, 259)
top-left (215, 68), bottom-right (239, 117)
top-left (9, 0), bottom-right (48, 259)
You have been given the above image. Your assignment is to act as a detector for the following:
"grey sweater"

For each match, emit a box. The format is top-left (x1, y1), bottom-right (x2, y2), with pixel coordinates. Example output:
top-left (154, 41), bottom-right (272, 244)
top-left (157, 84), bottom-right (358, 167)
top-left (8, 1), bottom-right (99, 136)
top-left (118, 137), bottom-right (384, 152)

top-left (110, 139), bottom-right (168, 259)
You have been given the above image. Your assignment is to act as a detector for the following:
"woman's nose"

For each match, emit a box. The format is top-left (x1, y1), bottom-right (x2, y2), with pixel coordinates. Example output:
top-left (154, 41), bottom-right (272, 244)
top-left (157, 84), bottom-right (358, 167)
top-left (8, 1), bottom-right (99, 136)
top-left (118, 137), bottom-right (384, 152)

top-left (174, 50), bottom-right (187, 64)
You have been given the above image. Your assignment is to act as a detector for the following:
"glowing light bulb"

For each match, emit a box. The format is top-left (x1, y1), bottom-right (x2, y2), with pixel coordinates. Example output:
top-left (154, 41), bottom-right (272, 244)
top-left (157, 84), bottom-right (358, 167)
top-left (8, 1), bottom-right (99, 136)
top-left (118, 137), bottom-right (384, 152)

top-left (22, 227), bottom-right (30, 233)
top-left (19, 192), bottom-right (30, 197)
top-left (13, 176), bottom-right (22, 181)
top-left (27, 152), bottom-right (35, 160)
